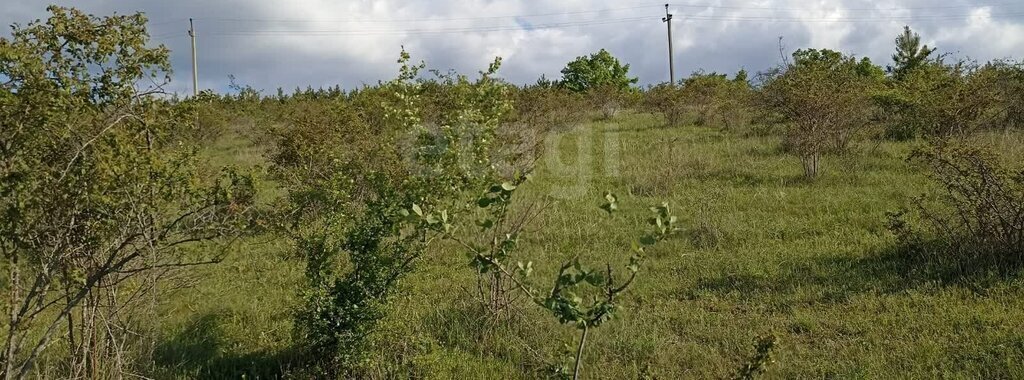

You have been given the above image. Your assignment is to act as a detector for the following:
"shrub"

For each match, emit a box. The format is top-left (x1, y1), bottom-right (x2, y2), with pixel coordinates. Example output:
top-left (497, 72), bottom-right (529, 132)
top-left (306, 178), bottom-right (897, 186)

top-left (889, 142), bottom-right (1024, 272)
top-left (557, 49), bottom-right (638, 121)
top-left (587, 84), bottom-right (636, 120)
top-left (681, 71), bottom-right (754, 129)
top-left (423, 191), bottom-right (679, 380)
top-left (876, 60), bottom-right (1003, 139)
top-left (497, 85), bottom-right (584, 177)
top-left (760, 49), bottom-right (883, 179)
top-left (512, 84), bottom-right (586, 132)
top-left (643, 82), bottom-right (688, 127)
top-left (272, 51), bottom-right (515, 375)
top-left (982, 60), bottom-right (1024, 131)
top-left (0, 7), bottom-right (254, 377)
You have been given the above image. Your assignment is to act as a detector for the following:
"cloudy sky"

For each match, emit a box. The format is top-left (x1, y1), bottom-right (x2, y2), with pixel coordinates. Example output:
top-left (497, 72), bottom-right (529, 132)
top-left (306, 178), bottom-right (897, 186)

top-left (3, 1), bottom-right (1023, 94)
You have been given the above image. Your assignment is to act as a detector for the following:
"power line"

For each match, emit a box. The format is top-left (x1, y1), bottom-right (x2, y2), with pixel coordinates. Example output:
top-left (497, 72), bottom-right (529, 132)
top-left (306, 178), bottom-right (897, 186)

top-left (203, 16), bottom-right (655, 37)
top-left (185, 11), bottom-right (1024, 38)
top-left (196, 5), bottom-right (662, 24)
top-left (141, 3), bottom-right (1024, 40)
top-left (667, 1), bottom-right (1021, 12)
top-left (676, 12), bottom-right (1024, 23)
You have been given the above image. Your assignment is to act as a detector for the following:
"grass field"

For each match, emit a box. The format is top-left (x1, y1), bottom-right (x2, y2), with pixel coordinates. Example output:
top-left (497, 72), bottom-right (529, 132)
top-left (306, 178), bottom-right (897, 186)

top-left (154, 113), bottom-right (1024, 379)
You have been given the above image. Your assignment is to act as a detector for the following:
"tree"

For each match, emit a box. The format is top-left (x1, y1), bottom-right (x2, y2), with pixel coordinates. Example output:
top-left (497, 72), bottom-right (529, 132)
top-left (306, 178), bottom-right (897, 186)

top-left (0, 7), bottom-right (253, 378)
top-left (559, 49), bottom-right (638, 93)
top-left (888, 26), bottom-right (936, 80)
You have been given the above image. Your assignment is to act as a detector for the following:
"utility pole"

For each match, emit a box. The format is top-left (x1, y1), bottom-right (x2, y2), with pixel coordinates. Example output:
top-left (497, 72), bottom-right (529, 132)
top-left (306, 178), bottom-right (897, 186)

top-left (189, 18), bottom-right (198, 96)
top-left (662, 4), bottom-right (675, 85)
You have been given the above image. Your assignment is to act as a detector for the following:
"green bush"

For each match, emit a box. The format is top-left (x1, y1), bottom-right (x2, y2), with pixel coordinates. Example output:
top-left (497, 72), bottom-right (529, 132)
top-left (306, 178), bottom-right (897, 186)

top-left (0, 7), bottom-right (254, 377)
top-left (875, 61), bottom-right (1003, 139)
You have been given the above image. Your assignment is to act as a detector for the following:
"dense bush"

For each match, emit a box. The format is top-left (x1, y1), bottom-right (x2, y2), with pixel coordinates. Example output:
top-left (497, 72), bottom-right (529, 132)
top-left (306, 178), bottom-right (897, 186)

top-left (875, 60), bottom-right (1003, 139)
top-left (981, 60), bottom-right (1024, 131)
top-left (0, 7), bottom-right (254, 378)
top-left (642, 82), bottom-right (688, 127)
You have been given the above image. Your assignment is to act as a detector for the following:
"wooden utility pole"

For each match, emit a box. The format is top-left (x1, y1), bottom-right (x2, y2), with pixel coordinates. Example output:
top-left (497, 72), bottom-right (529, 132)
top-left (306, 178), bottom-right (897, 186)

top-left (662, 4), bottom-right (675, 84)
top-left (189, 18), bottom-right (198, 96)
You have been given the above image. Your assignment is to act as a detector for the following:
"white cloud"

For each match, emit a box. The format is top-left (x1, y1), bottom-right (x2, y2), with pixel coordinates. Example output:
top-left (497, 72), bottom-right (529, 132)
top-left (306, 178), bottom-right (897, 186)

top-left (2, 0), bottom-right (1022, 94)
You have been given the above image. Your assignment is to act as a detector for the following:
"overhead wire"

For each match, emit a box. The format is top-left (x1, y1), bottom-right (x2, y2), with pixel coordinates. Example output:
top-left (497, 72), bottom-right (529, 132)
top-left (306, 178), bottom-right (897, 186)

top-left (142, 2), bottom-right (1024, 39)
top-left (666, 1), bottom-right (1020, 12)
top-left (196, 4), bottom-right (662, 24)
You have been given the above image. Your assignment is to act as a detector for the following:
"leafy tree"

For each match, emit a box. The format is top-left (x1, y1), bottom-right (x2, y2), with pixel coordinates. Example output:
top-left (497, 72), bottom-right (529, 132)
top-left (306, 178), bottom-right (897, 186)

top-left (559, 49), bottom-right (638, 93)
top-left (888, 26), bottom-right (936, 80)
top-left (0, 7), bottom-right (253, 378)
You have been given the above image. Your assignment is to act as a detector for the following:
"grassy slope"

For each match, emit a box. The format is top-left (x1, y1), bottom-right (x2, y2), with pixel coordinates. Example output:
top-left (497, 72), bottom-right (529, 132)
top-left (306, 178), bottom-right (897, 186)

top-left (158, 114), bottom-right (1024, 379)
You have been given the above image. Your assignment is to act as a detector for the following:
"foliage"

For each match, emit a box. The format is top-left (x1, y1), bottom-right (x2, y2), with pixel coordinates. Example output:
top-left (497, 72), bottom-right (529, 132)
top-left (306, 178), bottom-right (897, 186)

top-left (425, 188), bottom-right (678, 380)
top-left (511, 84), bottom-right (586, 132)
top-left (888, 26), bottom-right (936, 81)
top-left (0, 7), bottom-right (254, 378)
top-left (875, 60), bottom-right (1004, 139)
top-left (272, 50), bottom-right (515, 375)
top-left (976, 60), bottom-right (1024, 131)
top-left (558, 49), bottom-right (638, 93)
top-left (587, 84), bottom-right (636, 120)
top-left (642, 82), bottom-right (689, 127)
top-left (682, 71), bottom-right (754, 129)
top-left (5, 11), bottom-right (1024, 377)
top-left (643, 71), bottom-right (753, 129)
top-left (760, 49), bottom-right (883, 179)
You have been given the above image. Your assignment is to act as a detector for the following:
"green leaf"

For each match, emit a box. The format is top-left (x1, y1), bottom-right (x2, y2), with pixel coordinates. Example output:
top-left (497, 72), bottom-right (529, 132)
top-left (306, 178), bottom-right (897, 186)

top-left (477, 197), bottom-right (492, 208)
top-left (639, 235), bottom-right (658, 246)
top-left (501, 182), bottom-right (517, 191)
top-left (412, 204), bottom-right (423, 216)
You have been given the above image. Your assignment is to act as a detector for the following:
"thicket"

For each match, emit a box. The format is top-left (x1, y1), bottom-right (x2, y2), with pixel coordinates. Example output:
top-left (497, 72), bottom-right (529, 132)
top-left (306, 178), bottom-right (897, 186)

top-left (643, 71), bottom-right (753, 128)
top-left (0, 7), bottom-right (255, 379)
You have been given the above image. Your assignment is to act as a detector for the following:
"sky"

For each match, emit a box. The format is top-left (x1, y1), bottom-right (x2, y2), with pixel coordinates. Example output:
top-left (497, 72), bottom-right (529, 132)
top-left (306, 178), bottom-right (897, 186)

top-left (3, 1), bottom-right (1023, 95)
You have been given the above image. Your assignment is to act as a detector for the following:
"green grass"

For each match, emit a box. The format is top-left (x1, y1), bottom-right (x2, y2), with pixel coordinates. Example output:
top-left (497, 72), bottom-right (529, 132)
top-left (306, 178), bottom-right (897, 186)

top-left (156, 114), bottom-right (1024, 378)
